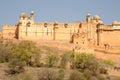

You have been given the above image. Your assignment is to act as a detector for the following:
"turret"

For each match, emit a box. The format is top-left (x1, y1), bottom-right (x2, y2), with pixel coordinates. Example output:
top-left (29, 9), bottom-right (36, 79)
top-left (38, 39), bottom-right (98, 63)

top-left (30, 11), bottom-right (34, 21)
top-left (19, 12), bottom-right (28, 26)
top-left (92, 15), bottom-right (103, 24)
top-left (86, 13), bottom-right (91, 22)
top-left (29, 11), bottom-right (34, 26)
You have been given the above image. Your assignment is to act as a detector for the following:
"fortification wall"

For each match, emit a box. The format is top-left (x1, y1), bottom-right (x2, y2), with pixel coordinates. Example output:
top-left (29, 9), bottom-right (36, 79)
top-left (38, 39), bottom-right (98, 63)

top-left (0, 30), bottom-right (2, 39)
top-left (2, 25), bottom-right (17, 39)
top-left (54, 23), bottom-right (79, 41)
top-left (94, 48), bottom-right (120, 61)
top-left (18, 22), bottom-right (80, 41)
top-left (18, 23), bottom-right (54, 40)
top-left (100, 30), bottom-right (120, 46)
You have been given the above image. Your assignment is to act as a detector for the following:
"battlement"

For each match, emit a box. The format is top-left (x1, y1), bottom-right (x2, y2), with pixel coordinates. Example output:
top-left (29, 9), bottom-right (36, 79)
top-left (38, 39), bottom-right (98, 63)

top-left (98, 25), bottom-right (114, 30)
top-left (98, 24), bottom-right (120, 31)
top-left (3, 24), bottom-right (16, 30)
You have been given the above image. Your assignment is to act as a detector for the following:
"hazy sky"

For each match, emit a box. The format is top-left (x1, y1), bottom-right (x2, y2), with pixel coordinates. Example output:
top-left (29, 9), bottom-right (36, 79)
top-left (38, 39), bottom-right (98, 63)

top-left (0, 0), bottom-right (120, 29)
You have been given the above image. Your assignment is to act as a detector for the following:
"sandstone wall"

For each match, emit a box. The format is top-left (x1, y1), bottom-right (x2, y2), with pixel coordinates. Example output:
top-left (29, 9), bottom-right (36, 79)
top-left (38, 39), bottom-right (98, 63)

top-left (2, 25), bottom-right (17, 39)
top-left (0, 30), bottom-right (2, 39)
top-left (18, 22), bottom-right (80, 41)
top-left (100, 30), bottom-right (120, 46)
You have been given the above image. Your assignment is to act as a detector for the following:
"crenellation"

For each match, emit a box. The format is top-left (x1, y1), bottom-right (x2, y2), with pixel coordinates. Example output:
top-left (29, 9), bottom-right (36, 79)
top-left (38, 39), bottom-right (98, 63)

top-left (3, 25), bottom-right (16, 29)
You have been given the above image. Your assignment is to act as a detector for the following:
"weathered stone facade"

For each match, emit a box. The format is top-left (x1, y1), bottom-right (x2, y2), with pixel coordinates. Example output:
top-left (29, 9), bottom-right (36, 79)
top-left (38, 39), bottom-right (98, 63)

top-left (0, 30), bottom-right (2, 39)
top-left (1, 11), bottom-right (120, 54)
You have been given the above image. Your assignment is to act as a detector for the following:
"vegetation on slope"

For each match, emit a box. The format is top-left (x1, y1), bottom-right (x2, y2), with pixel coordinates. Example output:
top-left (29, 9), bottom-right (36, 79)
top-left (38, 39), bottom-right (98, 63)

top-left (0, 40), bottom-right (119, 80)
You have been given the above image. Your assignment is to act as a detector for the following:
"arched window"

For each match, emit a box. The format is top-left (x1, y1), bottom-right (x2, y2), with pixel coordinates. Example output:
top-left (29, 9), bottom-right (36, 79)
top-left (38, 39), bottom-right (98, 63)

top-left (27, 22), bottom-right (31, 27)
top-left (54, 23), bottom-right (58, 27)
top-left (44, 23), bottom-right (48, 28)
top-left (79, 24), bottom-right (82, 28)
top-left (64, 23), bottom-right (68, 28)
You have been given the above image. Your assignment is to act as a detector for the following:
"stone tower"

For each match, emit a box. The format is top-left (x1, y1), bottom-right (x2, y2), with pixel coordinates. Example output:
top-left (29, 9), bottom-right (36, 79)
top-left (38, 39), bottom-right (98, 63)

top-left (19, 12), bottom-right (28, 26)
top-left (86, 13), bottom-right (91, 22)
top-left (29, 11), bottom-right (34, 26)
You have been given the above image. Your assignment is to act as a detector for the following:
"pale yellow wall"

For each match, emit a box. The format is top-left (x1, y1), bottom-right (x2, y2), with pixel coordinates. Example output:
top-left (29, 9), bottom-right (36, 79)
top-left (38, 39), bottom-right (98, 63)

top-left (0, 30), bottom-right (2, 39)
top-left (18, 22), bottom-right (80, 41)
top-left (2, 25), bottom-right (17, 39)
top-left (100, 30), bottom-right (120, 46)
top-left (2, 11), bottom-right (120, 49)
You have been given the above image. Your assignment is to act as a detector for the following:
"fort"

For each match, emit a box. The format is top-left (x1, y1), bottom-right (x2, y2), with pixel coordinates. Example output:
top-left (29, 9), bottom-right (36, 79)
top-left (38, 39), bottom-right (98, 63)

top-left (0, 11), bottom-right (120, 61)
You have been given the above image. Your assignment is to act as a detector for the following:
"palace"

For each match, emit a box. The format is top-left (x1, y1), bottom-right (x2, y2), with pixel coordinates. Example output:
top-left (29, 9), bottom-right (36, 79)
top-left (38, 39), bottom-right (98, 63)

top-left (1, 11), bottom-right (120, 54)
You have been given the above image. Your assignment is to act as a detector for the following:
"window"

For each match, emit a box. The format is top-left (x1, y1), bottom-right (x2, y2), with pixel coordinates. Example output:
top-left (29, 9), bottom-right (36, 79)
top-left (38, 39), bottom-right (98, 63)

top-left (79, 24), bottom-right (82, 28)
top-left (64, 24), bottom-right (68, 28)
top-left (44, 23), bottom-right (48, 28)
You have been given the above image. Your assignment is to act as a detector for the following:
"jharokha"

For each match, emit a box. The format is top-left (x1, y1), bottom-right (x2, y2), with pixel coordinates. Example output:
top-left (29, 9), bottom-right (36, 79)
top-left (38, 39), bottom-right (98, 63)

top-left (1, 11), bottom-right (120, 57)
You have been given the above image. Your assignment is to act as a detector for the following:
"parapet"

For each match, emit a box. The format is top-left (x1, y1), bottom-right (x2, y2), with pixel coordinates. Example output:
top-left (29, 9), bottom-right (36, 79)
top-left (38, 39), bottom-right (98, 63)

top-left (98, 24), bottom-right (114, 30)
top-left (86, 13), bottom-right (103, 24)
top-left (112, 21), bottom-right (120, 25)
top-left (2, 24), bottom-right (16, 30)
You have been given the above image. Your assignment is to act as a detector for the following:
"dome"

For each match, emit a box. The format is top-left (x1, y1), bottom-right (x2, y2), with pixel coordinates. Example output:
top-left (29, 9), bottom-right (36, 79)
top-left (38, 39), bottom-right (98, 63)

top-left (54, 21), bottom-right (58, 24)
top-left (30, 11), bottom-right (34, 15)
top-left (86, 13), bottom-right (91, 17)
top-left (93, 15), bottom-right (100, 20)
top-left (31, 11), bottom-right (34, 14)
top-left (20, 12), bottom-right (27, 18)
top-left (112, 21), bottom-right (120, 25)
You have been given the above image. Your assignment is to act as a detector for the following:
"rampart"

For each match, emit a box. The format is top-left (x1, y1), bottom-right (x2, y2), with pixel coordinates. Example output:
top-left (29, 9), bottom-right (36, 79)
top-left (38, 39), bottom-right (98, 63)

top-left (1, 11), bottom-right (120, 56)
top-left (2, 24), bottom-right (17, 39)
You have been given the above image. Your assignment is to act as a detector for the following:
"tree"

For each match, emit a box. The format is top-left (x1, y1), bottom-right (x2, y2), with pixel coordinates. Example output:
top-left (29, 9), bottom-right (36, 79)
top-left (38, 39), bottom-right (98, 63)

top-left (74, 53), bottom-right (94, 69)
top-left (6, 40), bottom-right (40, 74)
top-left (74, 53), bottom-right (101, 75)
top-left (0, 46), bottom-right (11, 63)
top-left (60, 51), bottom-right (74, 68)
top-left (11, 40), bottom-right (40, 66)
top-left (0, 40), bottom-right (15, 63)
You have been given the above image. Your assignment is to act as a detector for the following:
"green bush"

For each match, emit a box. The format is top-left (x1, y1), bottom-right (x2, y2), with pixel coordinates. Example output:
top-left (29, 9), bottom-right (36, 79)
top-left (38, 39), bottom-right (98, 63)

top-left (38, 68), bottom-right (64, 80)
top-left (11, 40), bottom-right (40, 66)
top-left (74, 53), bottom-right (94, 69)
top-left (74, 53), bottom-right (107, 76)
top-left (69, 70), bottom-right (82, 80)
top-left (28, 53), bottom-right (41, 67)
top-left (47, 54), bottom-right (58, 67)
top-left (6, 40), bottom-right (41, 74)
top-left (83, 69), bottom-right (93, 80)
top-left (8, 58), bottom-right (25, 74)
top-left (103, 59), bottom-right (115, 67)
top-left (57, 68), bottom-right (65, 80)
top-left (60, 51), bottom-right (74, 68)
top-left (0, 48), bottom-right (12, 62)
top-left (0, 41), bottom-right (14, 63)
top-left (99, 67), bottom-right (107, 74)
